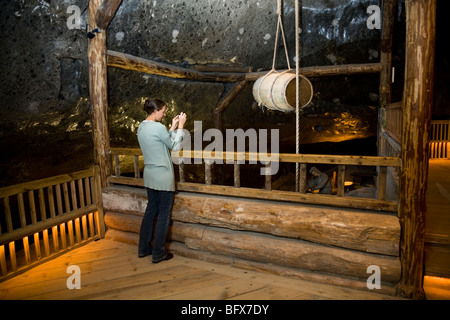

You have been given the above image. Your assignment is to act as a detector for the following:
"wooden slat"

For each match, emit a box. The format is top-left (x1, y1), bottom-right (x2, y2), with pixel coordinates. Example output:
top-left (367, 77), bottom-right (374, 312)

top-left (52, 226), bottom-right (59, 252)
top-left (38, 189), bottom-right (46, 222)
top-left (0, 245), bottom-right (6, 276)
top-left (9, 242), bottom-right (16, 272)
top-left (47, 186), bottom-right (56, 219)
top-left (82, 215), bottom-right (88, 241)
top-left (337, 165), bottom-right (345, 197)
top-left (17, 193), bottom-right (27, 228)
top-left (70, 181), bottom-right (78, 211)
top-left (74, 218), bottom-right (82, 243)
top-left (28, 191), bottom-right (37, 225)
top-left (43, 229), bottom-right (50, 257)
top-left (60, 223), bottom-right (67, 250)
top-left (85, 177), bottom-right (92, 206)
top-left (234, 161), bottom-right (240, 187)
top-left (78, 179), bottom-right (85, 208)
top-left (34, 232), bottom-right (41, 260)
top-left (88, 213), bottom-right (95, 238)
top-left (377, 166), bottom-right (388, 200)
top-left (133, 155), bottom-right (140, 179)
top-left (179, 162), bottom-right (185, 183)
top-left (55, 184), bottom-right (63, 215)
top-left (4, 197), bottom-right (13, 233)
top-left (67, 220), bottom-right (74, 247)
top-left (22, 237), bottom-right (31, 265)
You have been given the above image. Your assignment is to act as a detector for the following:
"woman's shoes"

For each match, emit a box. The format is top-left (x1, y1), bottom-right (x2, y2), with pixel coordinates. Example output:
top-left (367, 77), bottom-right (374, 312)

top-left (152, 252), bottom-right (174, 263)
top-left (138, 252), bottom-right (151, 258)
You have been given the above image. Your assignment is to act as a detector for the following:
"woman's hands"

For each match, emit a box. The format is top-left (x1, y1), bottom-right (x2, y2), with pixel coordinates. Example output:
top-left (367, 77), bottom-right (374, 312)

top-left (170, 112), bottom-right (187, 131)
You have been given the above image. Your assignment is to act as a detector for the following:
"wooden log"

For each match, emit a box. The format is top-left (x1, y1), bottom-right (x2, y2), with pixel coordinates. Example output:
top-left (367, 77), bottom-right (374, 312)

top-left (107, 50), bottom-right (382, 82)
top-left (104, 211), bottom-right (206, 243)
top-left (397, 0), bottom-right (436, 299)
top-left (95, 0), bottom-right (123, 29)
top-left (102, 186), bottom-right (400, 256)
top-left (184, 226), bottom-right (401, 283)
top-left (89, 0), bottom-right (111, 188)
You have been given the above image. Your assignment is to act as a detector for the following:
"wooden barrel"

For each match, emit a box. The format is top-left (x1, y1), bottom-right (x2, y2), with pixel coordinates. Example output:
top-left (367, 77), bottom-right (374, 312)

top-left (252, 71), bottom-right (313, 112)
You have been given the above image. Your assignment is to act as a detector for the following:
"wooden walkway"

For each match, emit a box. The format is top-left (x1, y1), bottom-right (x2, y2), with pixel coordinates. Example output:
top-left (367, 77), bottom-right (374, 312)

top-left (425, 159), bottom-right (450, 279)
top-left (0, 239), bottom-right (403, 300)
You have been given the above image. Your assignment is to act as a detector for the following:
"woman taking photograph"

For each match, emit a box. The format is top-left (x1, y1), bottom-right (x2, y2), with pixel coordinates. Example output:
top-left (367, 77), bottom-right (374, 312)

top-left (137, 98), bottom-right (187, 263)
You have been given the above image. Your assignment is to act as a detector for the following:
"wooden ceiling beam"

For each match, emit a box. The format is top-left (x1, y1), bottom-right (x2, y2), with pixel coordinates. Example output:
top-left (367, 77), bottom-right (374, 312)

top-left (95, 0), bottom-right (123, 29)
top-left (107, 50), bottom-right (382, 82)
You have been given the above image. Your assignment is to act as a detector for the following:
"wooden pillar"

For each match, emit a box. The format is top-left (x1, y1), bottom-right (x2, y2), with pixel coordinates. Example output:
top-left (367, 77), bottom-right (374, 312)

top-left (379, 0), bottom-right (398, 110)
top-left (88, 0), bottom-right (111, 187)
top-left (95, 0), bottom-right (124, 29)
top-left (397, 0), bottom-right (436, 299)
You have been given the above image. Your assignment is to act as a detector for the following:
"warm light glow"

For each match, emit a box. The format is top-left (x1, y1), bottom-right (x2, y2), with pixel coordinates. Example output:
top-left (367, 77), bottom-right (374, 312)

top-left (424, 276), bottom-right (450, 300)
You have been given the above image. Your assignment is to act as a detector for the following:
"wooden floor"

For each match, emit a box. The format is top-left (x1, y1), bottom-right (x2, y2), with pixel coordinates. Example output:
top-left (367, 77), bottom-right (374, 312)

top-left (425, 159), bottom-right (450, 279)
top-left (0, 239), bottom-right (404, 300)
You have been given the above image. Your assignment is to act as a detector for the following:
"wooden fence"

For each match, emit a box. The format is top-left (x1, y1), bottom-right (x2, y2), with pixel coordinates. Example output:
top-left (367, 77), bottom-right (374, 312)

top-left (429, 120), bottom-right (450, 159)
top-left (0, 166), bottom-right (105, 281)
top-left (107, 148), bottom-right (401, 212)
top-left (382, 101), bottom-right (449, 159)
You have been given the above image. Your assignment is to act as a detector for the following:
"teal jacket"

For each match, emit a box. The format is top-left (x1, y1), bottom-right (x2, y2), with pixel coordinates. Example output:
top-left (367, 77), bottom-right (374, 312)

top-left (137, 120), bottom-right (185, 191)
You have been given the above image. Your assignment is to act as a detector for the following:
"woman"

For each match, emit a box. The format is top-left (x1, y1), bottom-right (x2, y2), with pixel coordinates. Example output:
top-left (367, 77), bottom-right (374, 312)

top-left (137, 98), bottom-right (187, 263)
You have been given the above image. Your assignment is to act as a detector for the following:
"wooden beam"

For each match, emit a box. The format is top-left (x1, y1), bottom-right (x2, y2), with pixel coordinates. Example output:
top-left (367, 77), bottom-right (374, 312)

top-left (95, 0), bottom-right (123, 29)
top-left (379, 0), bottom-right (398, 109)
top-left (89, 0), bottom-right (111, 187)
top-left (107, 50), bottom-right (382, 82)
top-left (397, 0), bottom-right (436, 299)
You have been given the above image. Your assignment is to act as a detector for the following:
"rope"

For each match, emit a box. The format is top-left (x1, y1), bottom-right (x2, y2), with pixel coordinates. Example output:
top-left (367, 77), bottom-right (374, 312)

top-left (272, 0), bottom-right (291, 71)
top-left (295, 0), bottom-right (300, 192)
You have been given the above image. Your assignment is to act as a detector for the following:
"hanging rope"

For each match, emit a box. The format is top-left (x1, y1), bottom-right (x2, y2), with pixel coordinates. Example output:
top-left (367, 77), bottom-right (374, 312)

top-left (272, 0), bottom-right (291, 71)
top-left (295, 0), bottom-right (300, 192)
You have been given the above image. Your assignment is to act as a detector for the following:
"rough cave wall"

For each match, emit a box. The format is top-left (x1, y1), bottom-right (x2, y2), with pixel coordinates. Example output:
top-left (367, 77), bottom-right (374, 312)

top-left (3, 0), bottom-right (446, 186)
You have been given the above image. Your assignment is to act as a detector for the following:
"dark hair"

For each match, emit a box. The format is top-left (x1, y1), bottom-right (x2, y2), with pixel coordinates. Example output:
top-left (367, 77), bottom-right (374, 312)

top-left (143, 98), bottom-right (166, 115)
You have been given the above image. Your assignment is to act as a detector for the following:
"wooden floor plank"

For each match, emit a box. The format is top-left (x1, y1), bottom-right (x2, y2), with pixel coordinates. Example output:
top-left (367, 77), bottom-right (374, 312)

top-left (160, 278), bottom-right (267, 300)
top-left (0, 239), bottom-right (406, 300)
top-left (91, 269), bottom-right (234, 300)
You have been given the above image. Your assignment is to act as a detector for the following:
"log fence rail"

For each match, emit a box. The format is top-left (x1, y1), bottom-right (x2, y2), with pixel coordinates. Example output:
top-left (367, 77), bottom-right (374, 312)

top-left (0, 166), bottom-right (105, 281)
top-left (108, 148), bottom-right (401, 212)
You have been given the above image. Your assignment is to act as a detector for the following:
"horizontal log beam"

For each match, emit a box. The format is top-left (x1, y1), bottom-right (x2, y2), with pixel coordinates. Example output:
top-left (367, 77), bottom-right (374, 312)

top-left (102, 187), bottom-right (400, 255)
top-left (185, 226), bottom-right (400, 283)
top-left (107, 50), bottom-right (382, 82)
top-left (108, 148), bottom-right (401, 167)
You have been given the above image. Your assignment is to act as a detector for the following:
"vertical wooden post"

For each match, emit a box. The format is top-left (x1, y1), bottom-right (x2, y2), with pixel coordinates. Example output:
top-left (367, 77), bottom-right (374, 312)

top-left (378, 0), bottom-right (398, 157)
top-left (397, 0), bottom-right (436, 299)
top-left (88, 0), bottom-right (111, 188)
top-left (379, 0), bottom-right (398, 110)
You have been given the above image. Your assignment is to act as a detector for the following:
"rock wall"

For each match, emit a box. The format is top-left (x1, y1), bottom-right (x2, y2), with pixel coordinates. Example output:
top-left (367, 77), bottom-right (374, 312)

top-left (2, 0), bottom-right (447, 187)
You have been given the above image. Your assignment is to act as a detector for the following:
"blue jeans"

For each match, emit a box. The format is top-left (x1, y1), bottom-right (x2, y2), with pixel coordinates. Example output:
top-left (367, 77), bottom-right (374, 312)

top-left (138, 188), bottom-right (174, 261)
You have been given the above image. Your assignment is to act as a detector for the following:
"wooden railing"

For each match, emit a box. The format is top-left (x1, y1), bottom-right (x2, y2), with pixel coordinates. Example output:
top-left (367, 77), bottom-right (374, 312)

top-left (0, 166), bottom-right (105, 281)
top-left (381, 101), bottom-right (449, 159)
top-left (429, 120), bottom-right (450, 159)
top-left (108, 148), bottom-right (401, 212)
